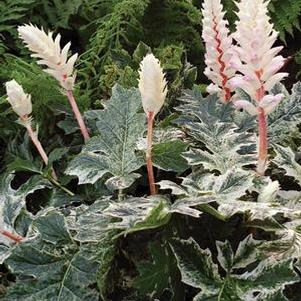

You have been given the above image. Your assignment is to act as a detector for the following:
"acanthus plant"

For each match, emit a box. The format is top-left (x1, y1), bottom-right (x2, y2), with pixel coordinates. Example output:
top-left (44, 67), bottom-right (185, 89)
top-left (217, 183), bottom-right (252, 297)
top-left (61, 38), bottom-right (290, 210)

top-left (1, 1), bottom-right (301, 301)
top-left (202, 0), bottom-right (287, 175)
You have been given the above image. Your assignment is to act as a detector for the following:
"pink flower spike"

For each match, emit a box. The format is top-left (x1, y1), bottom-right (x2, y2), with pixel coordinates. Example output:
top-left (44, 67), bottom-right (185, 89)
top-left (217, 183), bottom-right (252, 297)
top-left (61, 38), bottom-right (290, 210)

top-left (231, 0), bottom-right (286, 101)
top-left (202, 0), bottom-right (235, 102)
top-left (230, 0), bottom-right (288, 176)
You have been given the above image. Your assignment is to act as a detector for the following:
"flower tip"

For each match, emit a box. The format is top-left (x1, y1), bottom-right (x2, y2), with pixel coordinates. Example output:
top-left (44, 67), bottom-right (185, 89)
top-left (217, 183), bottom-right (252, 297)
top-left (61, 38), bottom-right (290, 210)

top-left (139, 53), bottom-right (167, 116)
top-left (5, 79), bottom-right (32, 118)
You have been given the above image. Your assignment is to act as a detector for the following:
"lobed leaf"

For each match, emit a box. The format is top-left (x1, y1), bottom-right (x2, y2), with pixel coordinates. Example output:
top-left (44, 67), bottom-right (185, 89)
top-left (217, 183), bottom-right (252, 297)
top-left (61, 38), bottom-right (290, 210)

top-left (66, 84), bottom-right (145, 190)
top-left (176, 88), bottom-right (256, 174)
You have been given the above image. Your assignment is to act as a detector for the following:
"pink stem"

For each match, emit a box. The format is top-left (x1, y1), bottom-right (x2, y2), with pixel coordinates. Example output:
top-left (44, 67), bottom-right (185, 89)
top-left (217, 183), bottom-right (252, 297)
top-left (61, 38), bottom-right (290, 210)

top-left (146, 112), bottom-right (156, 195)
top-left (66, 90), bottom-right (90, 142)
top-left (257, 107), bottom-right (268, 175)
top-left (255, 70), bottom-right (268, 176)
top-left (0, 229), bottom-right (23, 243)
top-left (25, 122), bottom-right (49, 165)
top-left (23, 117), bottom-right (57, 179)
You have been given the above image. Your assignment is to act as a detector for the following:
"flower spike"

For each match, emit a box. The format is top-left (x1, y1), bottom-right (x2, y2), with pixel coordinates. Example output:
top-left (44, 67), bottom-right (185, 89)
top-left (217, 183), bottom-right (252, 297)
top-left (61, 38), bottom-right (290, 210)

top-left (138, 54), bottom-right (168, 195)
top-left (202, 0), bottom-right (235, 102)
top-left (139, 53), bottom-right (168, 116)
top-left (18, 24), bottom-right (77, 91)
top-left (18, 24), bottom-right (90, 142)
top-left (230, 0), bottom-right (287, 175)
top-left (5, 80), bottom-right (49, 167)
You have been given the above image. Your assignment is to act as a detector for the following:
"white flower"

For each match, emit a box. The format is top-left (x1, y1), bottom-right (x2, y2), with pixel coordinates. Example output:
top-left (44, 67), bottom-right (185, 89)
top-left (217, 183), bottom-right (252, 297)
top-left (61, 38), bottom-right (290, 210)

top-left (5, 80), bottom-right (32, 117)
top-left (259, 93), bottom-right (284, 114)
top-left (233, 100), bottom-right (257, 115)
top-left (230, 0), bottom-right (288, 101)
top-left (18, 24), bottom-right (78, 90)
top-left (202, 0), bottom-right (235, 101)
top-left (234, 93), bottom-right (284, 116)
top-left (138, 54), bottom-right (167, 116)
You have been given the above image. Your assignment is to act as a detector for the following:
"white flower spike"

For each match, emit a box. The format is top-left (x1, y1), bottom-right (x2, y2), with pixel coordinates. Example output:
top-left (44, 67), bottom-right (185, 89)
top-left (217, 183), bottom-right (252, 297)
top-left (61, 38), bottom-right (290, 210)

top-left (5, 80), bottom-right (32, 118)
top-left (229, 0), bottom-right (288, 101)
top-left (229, 0), bottom-right (288, 176)
top-left (202, 0), bottom-right (235, 101)
top-left (138, 53), bottom-right (168, 195)
top-left (5, 79), bottom-right (52, 168)
top-left (18, 24), bottom-right (78, 90)
top-left (18, 24), bottom-right (90, 141)
top-left (138, 53), bottom-right (167, 116)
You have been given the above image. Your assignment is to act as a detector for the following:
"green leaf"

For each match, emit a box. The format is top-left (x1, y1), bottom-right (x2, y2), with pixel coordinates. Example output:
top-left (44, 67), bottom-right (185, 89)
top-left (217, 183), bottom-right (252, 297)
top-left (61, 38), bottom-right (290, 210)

top-left (232, 235), bottom-right (261, 269)
top-left (104, 196), bottom-right (171, 235)
top-left (0, 174), bottom-right (49, 251)
top-left (67, 199), bottom-right (111, 243)
top-left (133, 241), bottom-right (184, 301)
top-left (238, 258), bottom-right (298, 294)
top-left (171, 237), bottom-right (298, 301)
top-left (134, 243), bottom-right (172, 297)
top-left (5, 212), bottom-right (99, 301)
top-left (256, 290), bottom-right (289, 301)
top-left (170, 238), bottom-right (221, 295)
top-left (152, 140), bottom-right (188, 173)
top-left (272, 144), bottom-right (301, 185)
top-left (66, 84), bottom-right (145, 190)
top-left (269, 82), bottom-right (301, 144)
top-left (216, 240), bottom-right (234, 273)
top-left (57, 113), bottom-right (79, 135)
top-left (34, 212), bottom-right (72, 245)
top-left (217, 174), bottom-right (301, 220)
top-left (48, 147), bottom-right (69, 166)
top-left (260, 221), bottom-right (301, 259)
top-left (95, 233), bottom-right (118, 300)
top-left (182, 168), bottom-right (254, 202)
top-left (218, 199), bottom-right (301, 220)
top-left (159, 168), bottom-right (253, 220)
top-left (7, 158), bottom-right (42, 174)
top-left (67, 202), bottom-right (117, 300)
top-left (170, 196), bottom-right (217, 218)
top-left (176, 89), bottom-right (256, 173)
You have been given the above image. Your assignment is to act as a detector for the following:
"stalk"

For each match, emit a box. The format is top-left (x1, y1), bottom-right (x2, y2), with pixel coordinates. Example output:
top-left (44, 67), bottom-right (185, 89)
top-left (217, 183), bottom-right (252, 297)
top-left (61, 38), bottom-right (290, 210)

top-left (0, 229), bottom-right (23, 243)
top-left (25, 121), bottom-right (49, 165)
top-left (256, 78), bottom-right (267, 176)
top-left (146, 112), bottom-right (156, 195)
top-left (257, 107), bottom-right (268, 175)
top-left (66, 90), bottom-right (90, 142)
top-left (24, 119), bottom-right (57, 179)
top-left (48, 176), bottom-right (75, 197)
